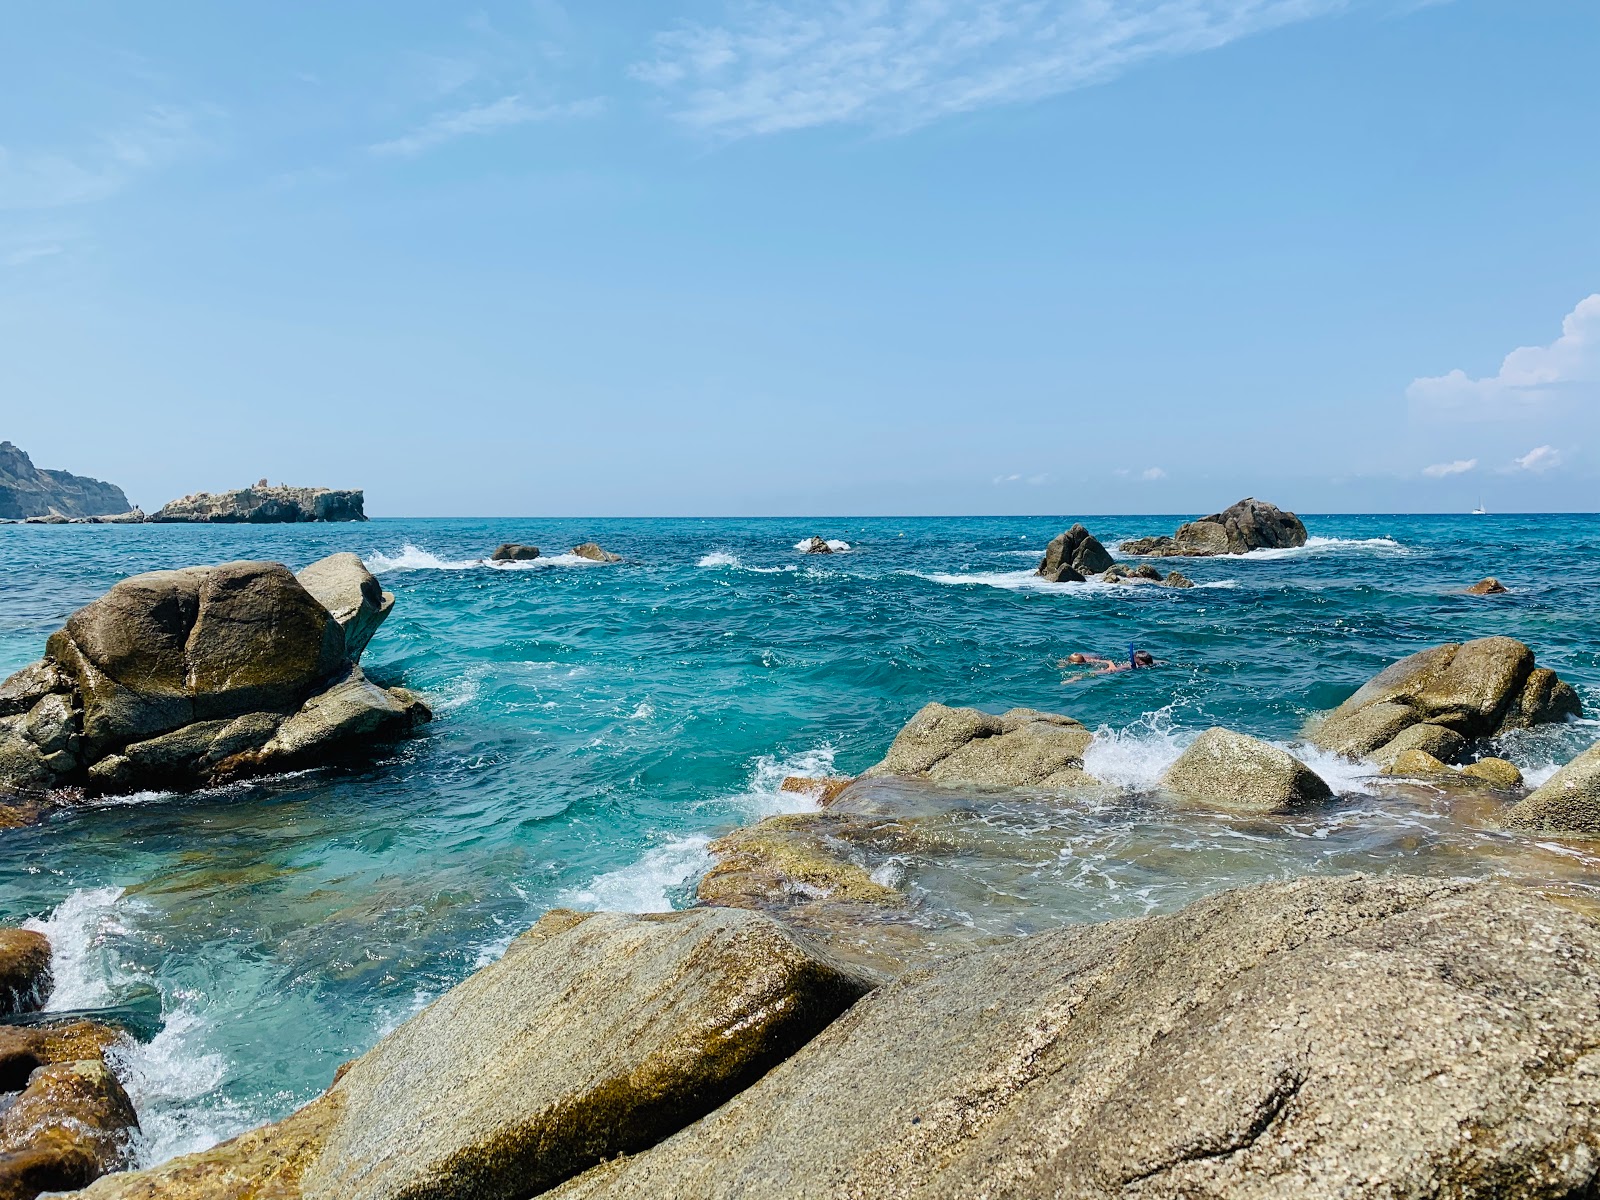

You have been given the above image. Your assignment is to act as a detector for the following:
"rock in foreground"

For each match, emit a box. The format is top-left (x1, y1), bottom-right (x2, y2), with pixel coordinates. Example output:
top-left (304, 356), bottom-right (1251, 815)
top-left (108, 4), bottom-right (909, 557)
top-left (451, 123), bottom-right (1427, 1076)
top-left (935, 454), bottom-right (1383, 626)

top-left (1309, 637), bottom-right (1579, 760)
top-left (77, 907), bottom-right (869, 1200)
top-left (1502, 740), bottom-right (1600, 834)
top-left (0, 928), bottom-right (52, 1015)
top-left (1121, 497), bottom-right (1307, 557)
top-left (1037, 524), bottom-right (1113, 582)
top-left (1159, 727), bottom-right (1332, 814)
top-left (551, 875), bottom-right (1600, 1200)
top-left (0, 554), bottom-right (426, 803)
top-left (151, 484), bottom-right (365, 523)
top-left (0, 441), bottom-right (132, 521)
top-left (862, 702), bottom-right (1097, 790)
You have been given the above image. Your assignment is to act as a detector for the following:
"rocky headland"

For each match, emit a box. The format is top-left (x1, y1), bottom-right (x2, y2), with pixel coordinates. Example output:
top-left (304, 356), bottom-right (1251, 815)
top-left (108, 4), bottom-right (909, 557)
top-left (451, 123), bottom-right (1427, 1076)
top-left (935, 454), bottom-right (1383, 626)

top-left (1122, 496), bottom-right (1307, 557)
top-left (0, 443), bottom-right (132, 521)
top-left (151, 484), bottom-right (366, 523)
top-left (0, 553), bottom-right (429, 822)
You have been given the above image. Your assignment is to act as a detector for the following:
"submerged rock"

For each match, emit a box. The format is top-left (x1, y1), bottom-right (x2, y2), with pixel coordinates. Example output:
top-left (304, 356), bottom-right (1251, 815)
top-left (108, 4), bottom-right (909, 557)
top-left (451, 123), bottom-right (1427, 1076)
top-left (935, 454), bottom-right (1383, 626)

top-left (0, 554), bottom-right (425, 804)
top-left (0, 441), bottom-right (132, 521)
top-left (1121, 497), bottom-right (1307, 557)
top-left (571, 542), bottom-right (622, 563)
top-left (1465, 577), bottom-right (1509, 595)
top-left (1037, 524), bottom-right (1113, 582)
top-left (1159, 728), bottom-right (1332, 814)
top-left (0, 928), bottom-right (51, 1015)
top-left (77, 908), bottom-right (869, 1200)
top-left (489, 543), bottom-right (540, 561)
top-left (698, 815), bottom-right (905, 911)
top-left (862, 703), bottom-right (1096, 790)
top-left (150, 485), bottom-right (365, 523)
top-left (549, 875), bottom-right (1600, 1200)
top-left (1309, 637), bottom-right (1580, 761)
top-left (1502, 741), bottom-right (1600, 834)
top-left (778, 775), bottom-right (854, 805)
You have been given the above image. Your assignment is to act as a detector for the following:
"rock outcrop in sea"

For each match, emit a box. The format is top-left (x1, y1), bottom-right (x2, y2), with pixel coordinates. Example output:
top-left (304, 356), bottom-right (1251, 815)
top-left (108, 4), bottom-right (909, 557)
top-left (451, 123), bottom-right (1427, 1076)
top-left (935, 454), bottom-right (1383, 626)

top-left (491, 543), bottom-right (540, 561)
top-left (0, 553), bottom-right (428, 813)
top-left (1159, 726), bottom-right (1332, 814)
top-left (1036, 524), bottom-right (1113, 582)
top-left (0, 442), bottom-right (132, 521)
top-left (1307, 636), bottom-right (1580, 761)
top-left (76, 874), bottom-right (1600, 1200)
top-left (1122, 496), bottom-right (1307, 557)
top-left (571, 542), bottom-right (622, 563)
top-left (151, 483), bottom-right (366, 523)
top-left (860, 702), bottom-right (1097, 790)
top-left (1502, 740), bottom-right (1600, 834)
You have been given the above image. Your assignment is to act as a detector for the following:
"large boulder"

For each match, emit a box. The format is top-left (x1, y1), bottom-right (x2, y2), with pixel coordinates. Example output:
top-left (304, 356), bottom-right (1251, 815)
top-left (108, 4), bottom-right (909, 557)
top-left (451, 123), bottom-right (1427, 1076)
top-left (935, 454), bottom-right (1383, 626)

top-left (0, 929), bottom-right (51, 1015)
top-left (1501, 741), bottom-right (1600, 834)
top-left (862, 703), bottom-right (1097, 790)
top-left (489, 543), bottom-right (540, 562)
top-left (1122, 497), bottom-right (1307, 557)
top-left (1309, 638), bottom-right (1580, 760)
top-left (548, 875), bottom-right (1600, 1200)
top-left (228, 669), bottom-right (429, 775)
top-left (571, 543), bottom-right (622, 563)
top-left (1038, 524), bottom-right (1113, 582)
top-left (294, 554), bottom-right (393, 663)
top-left (0, 1020), bottom-right (125, 1092)
top-left (0, 1058), bottom-right (139, 1198)
top-left (76, 907), bottom-right (870, 1200)
top-left (150, 485), bottom-right (365, 523)
top-left (1159, 728), bottom-right (1332, 814)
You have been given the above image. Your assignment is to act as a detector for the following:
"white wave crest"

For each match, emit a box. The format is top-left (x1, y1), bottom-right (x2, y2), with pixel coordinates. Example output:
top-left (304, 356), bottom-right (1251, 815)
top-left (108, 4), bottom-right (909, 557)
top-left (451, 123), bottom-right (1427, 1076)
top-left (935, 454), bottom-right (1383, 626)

top-left (561, 835), bottom-right (714, 914)
top-left (112, 1004), bottom-right (244, 1166)
top-left (697, 551), bottom-right (740, 568)
top-left (1240, 536), bottom-right (1406, 560)
top-left (1082, 710), bottom-right (1190, 790)
top-left (365, 545), bottom-right (479, 573)
top-left (25, 885), bottom-right (130, 1010)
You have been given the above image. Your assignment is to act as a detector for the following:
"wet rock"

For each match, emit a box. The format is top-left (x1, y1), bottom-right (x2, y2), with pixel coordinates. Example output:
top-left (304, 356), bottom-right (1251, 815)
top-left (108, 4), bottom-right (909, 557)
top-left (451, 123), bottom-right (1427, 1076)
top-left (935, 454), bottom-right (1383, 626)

top-left (0, 1021), bottom-right (123, 1091)
top-left (779, 776), bottom-right (854, 805)
top-left (78, 908), bottom-right (869, 1200)
top-left (1121, 497), bottom-right (1307, 557)
top-left (1380, 748), bottom-right (1456, 779)
top-left (489, 543), bottom-right (540, 561)
top-left (1465, 577), bottom-right (1509, 595)
top-left (571, 542), bottom-right (622, 563)
top-left (0, 1058), bottom-right (138, 1198)
top-left (0, 661), bottom-right (72, 720)
top-left (1309, 637), bottom-right (1579, 759)
top-left (798, 537), bottom-right (834, 555)
top-left (108, 712), bottom-right (284, 790)
top-left (1159, 728), bottom-right (1332, 814)
top-left (547, 875), bottom-right (1600, 1200)
top-left (150, 485), bottom-right (365, 523)
top-left (1460, 757), bottom-right (1523, 789)
top-left (230, 669), bottom-right (429, 774)
top-left (1502, 741), bottom-right (1600, 834)
top-left (1038, 524), bottom-right (1113, 581)
top-left (1162, 570), bottom-right (1195, 588)
top-left (0, 929), bottom-right (51, 1015)
top-left (698, 815), bottom-right (905, 910)
top-left (862, 703), bottom-right (1096, 790)
top-left (90, 509), bottom-right (147, 524)
top-left (1371, 721), bottom-right (1465, 767)
top-left (295, 554), bottom-right (393, 662)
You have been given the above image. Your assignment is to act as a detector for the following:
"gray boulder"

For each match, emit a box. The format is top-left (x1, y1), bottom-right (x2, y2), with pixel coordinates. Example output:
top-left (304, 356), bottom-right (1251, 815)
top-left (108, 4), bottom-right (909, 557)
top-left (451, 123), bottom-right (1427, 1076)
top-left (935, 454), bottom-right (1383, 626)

top-left (1038, 524), bottom-right (1113, 581)
top-left (295, 554), bottom-right (394, 662)
top-left (1159, 727), bottom-right (1332, 814)
top-left (1122, 497), bottom-right (1307, 557)
top-left (151, 485), bottom-right (365, 523)
top-left (862, 703), bottom-right (1097, 789)
top-left (1502, 740), bottom-right (1600, 834)
top-left (490, 543), bottom-right (540, 561)
top-left (238, 668), bottom-right (428, 773)
top-left (77, 907), bottom-right (870, 1200)
top-left (1309, 638), bottom-right (1580, 760)
top-left (548, 875), bottom-right (1600, 1200)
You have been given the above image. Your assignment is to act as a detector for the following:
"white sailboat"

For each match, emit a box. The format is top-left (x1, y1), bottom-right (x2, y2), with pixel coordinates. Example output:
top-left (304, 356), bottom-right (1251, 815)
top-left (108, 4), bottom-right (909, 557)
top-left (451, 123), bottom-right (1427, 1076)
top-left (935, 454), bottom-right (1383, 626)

top-left (1471, 498), bottom-right (1487, 515)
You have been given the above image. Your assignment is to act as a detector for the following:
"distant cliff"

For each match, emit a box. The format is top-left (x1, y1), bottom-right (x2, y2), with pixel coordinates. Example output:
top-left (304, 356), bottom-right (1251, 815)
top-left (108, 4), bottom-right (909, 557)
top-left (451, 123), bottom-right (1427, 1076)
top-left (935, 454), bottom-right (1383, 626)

top-left (151, 483), bottom-right (367, 523)
top-left (0, 441), bottom-right (132, 519)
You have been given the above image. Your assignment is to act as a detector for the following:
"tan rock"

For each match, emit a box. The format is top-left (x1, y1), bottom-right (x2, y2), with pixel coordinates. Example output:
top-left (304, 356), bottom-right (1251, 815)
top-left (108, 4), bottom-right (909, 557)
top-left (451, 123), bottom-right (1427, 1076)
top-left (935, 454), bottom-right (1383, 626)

top-left (862, 703), bottom-right (1096, 790)
top-left (778, 776), bottom-right (854, 805)
top-left (1371, 721), bottom-right (1465, 767)
top-left (571, 542), bottom-right (622, 563)
top-left (1380, 748), bottom-right (1456, 779)
top-left (0, 929), bottom-right (51, 1015)
top-left (1159, 728), bottom-right (1332, 814)
top-left (1464, 577), bottom-right (1509, 595)
top-left (1460, 757), bottom-right (1523, 789)
top-left (1503, 741), bottom-right (1600, 834)
top-left (0, 1059), bottom-right (138, 1197)
top-left (294, 553), bottom-right (394, 662)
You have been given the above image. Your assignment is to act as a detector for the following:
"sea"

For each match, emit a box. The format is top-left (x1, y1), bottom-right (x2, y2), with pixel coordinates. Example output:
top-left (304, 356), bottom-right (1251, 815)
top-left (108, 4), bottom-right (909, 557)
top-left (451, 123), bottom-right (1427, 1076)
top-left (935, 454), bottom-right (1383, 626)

top-left (2, 513), bottom-right (1598, 1166)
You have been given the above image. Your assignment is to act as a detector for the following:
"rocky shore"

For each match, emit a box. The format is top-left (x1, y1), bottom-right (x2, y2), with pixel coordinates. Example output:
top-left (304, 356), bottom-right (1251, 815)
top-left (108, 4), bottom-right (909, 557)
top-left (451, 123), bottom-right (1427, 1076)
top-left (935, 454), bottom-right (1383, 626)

top-left (0, 443), bottom-right (132, 522)
top-left (150, 484), bottom-right (366, 523)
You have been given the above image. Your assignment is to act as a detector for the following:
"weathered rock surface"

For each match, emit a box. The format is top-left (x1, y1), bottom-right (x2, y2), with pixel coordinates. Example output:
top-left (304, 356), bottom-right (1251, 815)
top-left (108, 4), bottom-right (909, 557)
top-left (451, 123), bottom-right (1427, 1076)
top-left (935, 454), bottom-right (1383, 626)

top-left (1122, 497), bottom-right (1307, 557)
top-left (778, 776), bottom-right (854, 805)
top-left (1461, 756), bottom-right (1523, 789)
top-left (0, 1020), bottom-right (124, 1092)
top-left (490, 543), bottom-right (540, 561)
top-left (0, 929), bottom-right (51, 1015)
top-left (77, 907), bottom-right (870, 1200)
top-left (0, 554), bottom-right (424, 803)
top-left (0, 1058), bottom-right (139, 1198)
top-left (1380, 747), bottom-right (1456, 779)
top-left (1037, 524), bottom-right (1113, 582)
top-left (571, 542), bottom-right (622, 563)
top-left (550, 875), bottom-right (1600, 1200)
top-left (1371, 720), bottom-right (1467, 767)
top-left (1102, 564), bottom-right (1194, 588)
top-left (1159, 728), bottom-right (1332, 814)
top-left (151, 485), bottom-right (365, 523)
top-left (1309, 637), bottom-right (1580, 761)
top-left (1466, 577), bottom-right (1510, 595)
top-left (862, 703), bottom-right (1097, 790)
top-left (798, 537), bottom-right (834, 555)
top-left (1502, 741), bottom-right (1600, 834)
top-left (0, 441), bottom-right (132, 520)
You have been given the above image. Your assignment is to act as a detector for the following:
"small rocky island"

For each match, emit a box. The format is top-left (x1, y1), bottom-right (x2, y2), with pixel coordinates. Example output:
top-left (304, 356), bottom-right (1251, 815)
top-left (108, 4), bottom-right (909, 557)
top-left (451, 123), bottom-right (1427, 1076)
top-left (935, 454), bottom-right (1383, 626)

top-left (1122, 496), bottom-right (1307, 556)
top-left (0, 442), bottom-right (133, 521)
top-left (151, 482), bottom-right (367, 523)
top-left (0, 553), bottom-right (428, 822)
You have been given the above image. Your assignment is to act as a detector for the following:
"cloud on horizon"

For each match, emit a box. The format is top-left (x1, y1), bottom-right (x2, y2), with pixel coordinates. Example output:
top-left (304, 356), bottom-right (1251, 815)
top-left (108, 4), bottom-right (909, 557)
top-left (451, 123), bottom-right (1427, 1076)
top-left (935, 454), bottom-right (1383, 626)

top-left (1512, 445), bottom-right (1561, 473)
top-left (370, 94), bottom-right (604, 157)
top-left (1407, 294), bottom-right (1600, 420)
top-left (632, 0), bottom-right (1362, 138)
top-left (1421, 458), bottom-right (1475, 477)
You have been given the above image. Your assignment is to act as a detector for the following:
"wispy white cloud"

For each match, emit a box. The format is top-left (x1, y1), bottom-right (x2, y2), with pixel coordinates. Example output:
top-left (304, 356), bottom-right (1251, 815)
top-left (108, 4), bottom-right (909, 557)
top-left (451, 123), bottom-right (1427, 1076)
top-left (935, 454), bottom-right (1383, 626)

top-left (1408, 294), bottom-right (1600, 420)
top-left (1421, 458), bottom-right (1475, 477)
top-left (0, 106), bottom-right (204, 210)
top-left (1512, 445), bottom-right (1561, 473)
top-left (633, 0), bottom-right (1360, 138)
top-left (1140, 466), bottom-right (1166, 480)
top-left (370, 94), bottom-right (604, 157)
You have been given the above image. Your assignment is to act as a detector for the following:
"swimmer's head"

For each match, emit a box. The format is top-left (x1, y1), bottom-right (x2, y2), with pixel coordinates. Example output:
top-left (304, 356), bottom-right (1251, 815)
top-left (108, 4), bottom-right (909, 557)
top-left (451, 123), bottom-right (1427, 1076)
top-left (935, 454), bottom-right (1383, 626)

top-left (1133, 650), bottom-right (1155, 667)
top-left (1066, 653), bottom-right (1089, 664)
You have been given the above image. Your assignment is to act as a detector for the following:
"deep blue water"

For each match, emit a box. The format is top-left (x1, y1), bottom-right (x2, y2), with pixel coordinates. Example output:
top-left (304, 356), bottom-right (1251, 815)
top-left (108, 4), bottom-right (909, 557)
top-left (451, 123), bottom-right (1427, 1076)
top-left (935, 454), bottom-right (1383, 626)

top-left (2, 513), bottom-right (1598, 1161)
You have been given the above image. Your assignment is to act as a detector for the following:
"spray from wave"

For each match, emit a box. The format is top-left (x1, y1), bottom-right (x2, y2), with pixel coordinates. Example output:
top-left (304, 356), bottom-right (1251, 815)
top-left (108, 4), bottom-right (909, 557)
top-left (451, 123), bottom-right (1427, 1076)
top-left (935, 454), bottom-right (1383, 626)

top-left (794, 538), bottom-right (850, 552)
top-left (366, 545), bottom-right (604, 574)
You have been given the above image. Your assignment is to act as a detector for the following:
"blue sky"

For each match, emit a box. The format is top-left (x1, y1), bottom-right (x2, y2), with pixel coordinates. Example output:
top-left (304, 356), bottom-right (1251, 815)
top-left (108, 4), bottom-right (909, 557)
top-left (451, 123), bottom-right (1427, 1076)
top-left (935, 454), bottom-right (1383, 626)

top-left (2, 0), bottom-right (1596, 516)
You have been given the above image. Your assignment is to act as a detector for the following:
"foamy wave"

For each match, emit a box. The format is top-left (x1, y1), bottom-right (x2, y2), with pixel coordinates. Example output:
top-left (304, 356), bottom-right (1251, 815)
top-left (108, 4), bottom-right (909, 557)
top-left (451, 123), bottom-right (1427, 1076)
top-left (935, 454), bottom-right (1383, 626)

top-left (697, 551), bottom-right (740, 568)
top-left (1239, 536), bottom-right (1406, 561)
top-left (733, 745), bottom-right (838, 817)
top-left (794, 538), bottom-right (851, 552)
top-left (367, 545), bottom-right (605, 574)
top-left (561, 836), bottom-right (714, 913)
top-left (25, 885), bottom-right (130, 1010)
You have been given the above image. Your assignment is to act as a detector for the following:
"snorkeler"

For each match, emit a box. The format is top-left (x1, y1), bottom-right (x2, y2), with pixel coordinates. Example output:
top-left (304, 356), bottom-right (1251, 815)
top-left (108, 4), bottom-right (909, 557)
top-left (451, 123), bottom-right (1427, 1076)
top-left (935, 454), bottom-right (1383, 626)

top-left (1060, 646), bottom-right (1159, 677)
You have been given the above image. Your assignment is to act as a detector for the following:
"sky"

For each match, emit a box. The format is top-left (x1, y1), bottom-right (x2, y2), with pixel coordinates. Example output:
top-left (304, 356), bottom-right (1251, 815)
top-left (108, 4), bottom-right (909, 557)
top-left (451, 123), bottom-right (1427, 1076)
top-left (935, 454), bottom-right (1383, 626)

top-left (1, 0), bottom-right (1597, 517)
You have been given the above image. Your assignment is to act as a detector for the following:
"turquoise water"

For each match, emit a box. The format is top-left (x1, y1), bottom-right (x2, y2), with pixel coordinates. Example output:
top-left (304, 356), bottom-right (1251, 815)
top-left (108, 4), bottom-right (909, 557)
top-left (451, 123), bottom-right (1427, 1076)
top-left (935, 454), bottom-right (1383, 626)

top-left (3, 514), bottom-right (1599, 1162)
